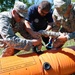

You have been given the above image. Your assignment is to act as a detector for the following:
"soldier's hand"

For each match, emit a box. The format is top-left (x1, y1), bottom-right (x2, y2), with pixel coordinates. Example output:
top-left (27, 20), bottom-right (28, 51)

top-left (57, 33), bottom-right (67, 43)
top-left (53, 39), bottom-right (65, 48)
top-left (32, 38), bottom-right (42, 46)
top-left (53, 33), bottom-right (68, 48)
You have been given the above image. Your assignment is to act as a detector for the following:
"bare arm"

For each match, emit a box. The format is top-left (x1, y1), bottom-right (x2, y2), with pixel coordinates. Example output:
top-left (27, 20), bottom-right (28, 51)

top-left (24, 20), bottom-right (41, 39)
top-left (45, 22), bottom-right (52, 31)
top-left (24, 20), bottom-right (34, 35)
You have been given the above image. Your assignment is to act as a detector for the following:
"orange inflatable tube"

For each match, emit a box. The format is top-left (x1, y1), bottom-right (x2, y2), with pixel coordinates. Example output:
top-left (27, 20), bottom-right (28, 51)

top-left (0, 47), bottom-right (75, 75)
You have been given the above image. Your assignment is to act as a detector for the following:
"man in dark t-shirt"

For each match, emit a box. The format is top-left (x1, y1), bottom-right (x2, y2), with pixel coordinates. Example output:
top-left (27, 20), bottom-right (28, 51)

top-left (25, 1), bottom-right (53, 50)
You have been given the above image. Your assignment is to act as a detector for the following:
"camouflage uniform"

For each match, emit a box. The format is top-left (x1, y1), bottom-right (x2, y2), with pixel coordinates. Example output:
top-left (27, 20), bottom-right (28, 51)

top-left (51, 0), bottom-right (75, 48)
top-left (0, 1), bottom-right (38, 57)
top-left (53, 7), bottom-right (75, 33)
top-left (0, 11), bottom-right (33, 57)
top-left (37, 1), bottom-right (75, 49)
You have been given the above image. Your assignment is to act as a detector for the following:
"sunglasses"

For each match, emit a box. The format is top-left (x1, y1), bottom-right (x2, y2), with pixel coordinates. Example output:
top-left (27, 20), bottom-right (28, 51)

top-left (41, 10), bottom-right (49, 15)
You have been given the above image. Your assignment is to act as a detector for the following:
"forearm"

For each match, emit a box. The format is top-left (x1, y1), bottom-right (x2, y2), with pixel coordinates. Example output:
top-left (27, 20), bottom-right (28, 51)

top-left (45, 23), bottom-right (53, 31)
top-left (24, 20), bottom-right (41, 39)
top-left (24, 20), bottom-right (34, 35)
top-left (39, 30), bottom-right (60, 37)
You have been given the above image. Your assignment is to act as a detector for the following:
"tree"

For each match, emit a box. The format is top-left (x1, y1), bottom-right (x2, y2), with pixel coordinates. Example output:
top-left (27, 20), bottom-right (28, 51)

top-left (0, 0), bottom-right (15, 12)
top-left (19, 0), bottom-right (35, 7)
top-left (0, 0), bottom-right (36, 12)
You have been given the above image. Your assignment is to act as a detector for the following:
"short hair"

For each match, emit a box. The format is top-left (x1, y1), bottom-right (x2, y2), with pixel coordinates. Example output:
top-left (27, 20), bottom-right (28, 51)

top-left (39, 1), bottom-right (51, 12)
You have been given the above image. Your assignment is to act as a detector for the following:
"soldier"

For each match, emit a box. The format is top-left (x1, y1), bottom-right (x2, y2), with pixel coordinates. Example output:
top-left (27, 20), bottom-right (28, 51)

top-left (50, 0), bottom-right (75, 48)
top-left (0, 1), bottom-right (41, 57)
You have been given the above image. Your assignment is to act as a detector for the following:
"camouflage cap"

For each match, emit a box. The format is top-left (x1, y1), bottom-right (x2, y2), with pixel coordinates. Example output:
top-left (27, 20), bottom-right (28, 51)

top-left (54, 0), bottom-right (71, 8)
top-left (14, 1), bottom-right (27, 18)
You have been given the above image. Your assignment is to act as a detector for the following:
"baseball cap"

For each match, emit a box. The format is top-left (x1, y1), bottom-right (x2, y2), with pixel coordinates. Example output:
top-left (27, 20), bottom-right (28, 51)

top-left (14, 1), bottom-right (27, 18)
top-left (54, 0), bottom-right (71, 8)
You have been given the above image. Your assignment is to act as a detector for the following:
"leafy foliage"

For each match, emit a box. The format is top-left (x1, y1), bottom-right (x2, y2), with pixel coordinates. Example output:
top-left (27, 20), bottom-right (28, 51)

top-left (0, 0), bottom-right (36, 12)
top-left (0, 0), bottom-right (15, 12)
top-left (19, 0), bottom-right (35, 8)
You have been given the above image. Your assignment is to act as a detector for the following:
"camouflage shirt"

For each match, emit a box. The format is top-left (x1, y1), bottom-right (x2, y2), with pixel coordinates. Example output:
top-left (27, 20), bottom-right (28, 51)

top-left (52, 5), bottom-right (75, 40)
top-left (0, 11), bottom-right (32, 50)
top-left (53, 6), bottom-right (75, 33)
